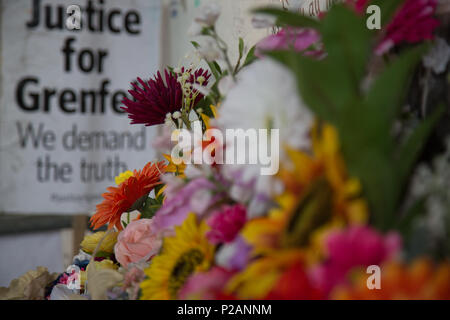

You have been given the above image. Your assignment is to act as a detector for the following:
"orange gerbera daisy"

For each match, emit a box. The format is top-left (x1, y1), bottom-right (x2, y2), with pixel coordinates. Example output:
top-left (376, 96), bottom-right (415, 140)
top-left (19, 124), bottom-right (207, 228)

top-left (90, 161), bottom-right (166, 231)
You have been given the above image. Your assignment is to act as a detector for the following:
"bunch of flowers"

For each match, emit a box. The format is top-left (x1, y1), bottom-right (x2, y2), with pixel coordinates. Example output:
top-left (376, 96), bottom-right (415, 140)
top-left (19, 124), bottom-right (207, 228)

top-left (6, 1), bottom-right (449, 300)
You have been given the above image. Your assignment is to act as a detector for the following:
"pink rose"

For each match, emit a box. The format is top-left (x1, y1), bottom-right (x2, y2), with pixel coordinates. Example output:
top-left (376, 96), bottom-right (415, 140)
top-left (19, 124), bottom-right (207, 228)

top-left (114, 219), bottom-right (162, 268)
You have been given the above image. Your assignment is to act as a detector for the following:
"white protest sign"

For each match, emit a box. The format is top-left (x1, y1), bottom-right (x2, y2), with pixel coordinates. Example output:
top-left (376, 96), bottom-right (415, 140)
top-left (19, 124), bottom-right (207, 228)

top-left (0, 0), bottom-right (162, 214)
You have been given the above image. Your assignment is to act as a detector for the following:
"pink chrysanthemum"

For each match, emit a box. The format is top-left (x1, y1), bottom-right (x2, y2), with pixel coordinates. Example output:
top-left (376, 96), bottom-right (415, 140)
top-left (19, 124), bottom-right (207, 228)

top-left (206, 204), bottom-right (247, 244)
top-left (121, 68), bottom-right (210, 127)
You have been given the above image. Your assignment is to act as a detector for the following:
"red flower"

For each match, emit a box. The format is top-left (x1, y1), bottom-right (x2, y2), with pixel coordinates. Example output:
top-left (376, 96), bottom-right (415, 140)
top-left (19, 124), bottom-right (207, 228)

top-left (346, 0), bottom-right (439, 55)
top-left (265, 262), bottom-right (324, 300)
top-left (90, 162), bottom-right (166, 231)
top-left (122, 68), bottom-right (210, 127)
top-left (376, 0), bottom-right (439, 55)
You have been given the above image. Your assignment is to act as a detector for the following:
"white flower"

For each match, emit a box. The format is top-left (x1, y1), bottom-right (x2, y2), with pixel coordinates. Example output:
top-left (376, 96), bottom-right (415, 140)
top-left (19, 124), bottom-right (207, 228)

top-left (195, 3), bottom-right (221, 27)
top-left (215, 59), bottom-right (313, 215)
top-left (218, 75), bottom-right (235, 96)
top-left (187, 21), bottom-right (203, 37)
top-left (423, 37), bottom-right (450, 74)
top-left (216, 58), bottom-right (313, 154)
top-left (196, 38), bottom-right (222, 62)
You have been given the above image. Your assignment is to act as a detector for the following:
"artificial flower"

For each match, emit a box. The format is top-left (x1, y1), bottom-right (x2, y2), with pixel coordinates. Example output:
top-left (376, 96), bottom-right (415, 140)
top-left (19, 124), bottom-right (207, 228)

top-left (206, 204), bottom-right (247, 244)
top-left (80, 259), bottom-right (118, 287)
top-left (114, 218), bottom-right (162, 268)
top-left (0, 267), bottom-right (57, 300)
top-left (332, 258), bottom-right (450, 299)
top-left (80, 231), bottom-right (118, 255)
top-left (90, 161), bottom-right (166, 230)
top-left (311, 226), bottom-right (402, 295)
top-left (140, 214), bottom-right (215, 299)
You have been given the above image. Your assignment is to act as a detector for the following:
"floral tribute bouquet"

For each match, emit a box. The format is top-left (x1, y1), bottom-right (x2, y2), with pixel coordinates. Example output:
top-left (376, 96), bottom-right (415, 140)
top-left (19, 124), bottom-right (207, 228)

top-left (3, 0), bottom-right (450, 300)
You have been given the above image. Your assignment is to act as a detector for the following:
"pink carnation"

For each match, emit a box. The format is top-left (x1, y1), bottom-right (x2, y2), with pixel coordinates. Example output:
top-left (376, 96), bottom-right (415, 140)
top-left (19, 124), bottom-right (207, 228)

top-left (114, 219), bottom-right (162, 268)
top-left (311, 226), bottom-right (402, 295)
top-left (206, 204), bottom-right (247, 244)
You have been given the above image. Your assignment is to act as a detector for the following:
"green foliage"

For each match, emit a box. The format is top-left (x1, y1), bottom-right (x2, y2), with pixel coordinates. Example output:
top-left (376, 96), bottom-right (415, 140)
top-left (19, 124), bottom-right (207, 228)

top-left (260, 3), bottom-right (443, 231)
top-left (140, 193), bottom-right (164, 219)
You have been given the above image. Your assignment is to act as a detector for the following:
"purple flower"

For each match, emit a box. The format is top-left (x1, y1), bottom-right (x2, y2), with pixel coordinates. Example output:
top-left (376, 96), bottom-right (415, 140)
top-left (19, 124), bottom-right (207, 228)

top-left (153, 177), bottom-right (222, 231)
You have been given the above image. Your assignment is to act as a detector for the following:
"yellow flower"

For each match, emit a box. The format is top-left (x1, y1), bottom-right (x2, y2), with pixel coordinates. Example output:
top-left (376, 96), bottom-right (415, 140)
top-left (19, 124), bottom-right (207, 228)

top-left (225, 249), bottom-right (303, 299)
top-left (115, 170), bottom-right (134, 186)
top-left (200, 105), bottom-right (218, 130)
top-left (140, 213), bottom-right (214, 300)
top-left (81, 231), bottom-right (118, 255)
top-left (243, 122), bottom-right (368, 265)
top-left (163, 153), bottom-right (186, 177)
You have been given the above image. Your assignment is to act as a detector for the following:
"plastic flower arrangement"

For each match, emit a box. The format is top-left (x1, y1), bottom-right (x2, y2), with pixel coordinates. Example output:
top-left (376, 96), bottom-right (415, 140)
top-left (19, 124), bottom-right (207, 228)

top-left (7, 1), bottom-right (450, 300)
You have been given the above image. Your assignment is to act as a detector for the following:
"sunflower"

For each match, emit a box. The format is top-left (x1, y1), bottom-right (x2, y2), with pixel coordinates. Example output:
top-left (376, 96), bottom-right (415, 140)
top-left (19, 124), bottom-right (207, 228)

top-left (140, 213), bottom-right (215, 300)
top-left (90, 162), bottom-right (166, 231)
top-left (242, 122), bottom-right (368, 263)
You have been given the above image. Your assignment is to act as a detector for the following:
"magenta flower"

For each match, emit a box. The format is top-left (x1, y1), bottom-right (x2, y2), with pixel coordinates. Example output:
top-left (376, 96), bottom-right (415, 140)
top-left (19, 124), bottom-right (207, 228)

top-left (122, 68), bottom-right (210, 127)
top-left (311, 226), bottom-right (402, 295)
top-left (376, 0), bottom-right (440, 55)
top-left (256, 28), bottom-right (323, 58)
top-left (206, 204), bottom-right (247, 244)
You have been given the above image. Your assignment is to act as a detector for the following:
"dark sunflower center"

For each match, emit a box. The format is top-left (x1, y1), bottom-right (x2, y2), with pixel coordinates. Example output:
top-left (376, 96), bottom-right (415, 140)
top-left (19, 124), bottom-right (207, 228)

top-left (168, 249), bottom-right (204, 299)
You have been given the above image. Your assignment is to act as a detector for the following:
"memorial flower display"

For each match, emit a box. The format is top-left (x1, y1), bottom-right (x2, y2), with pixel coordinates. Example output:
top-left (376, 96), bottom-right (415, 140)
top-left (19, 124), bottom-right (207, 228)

top-left (4, 0), bottom-right (450, 301)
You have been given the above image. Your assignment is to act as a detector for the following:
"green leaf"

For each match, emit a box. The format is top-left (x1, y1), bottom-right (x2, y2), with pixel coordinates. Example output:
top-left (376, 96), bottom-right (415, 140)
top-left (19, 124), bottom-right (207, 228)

top-left (395, 197), bottom-right (426, 238)
top-left (238, 37), bottom-right (244, 58)
top-left (319, 4), bottom-right (371, 93)
top-left (140, 194), bottom-right (164, 219)
top-left (365, 44), bottom-right (429, 140)
top-left (252, 7), bottom-right (320, 29)
top-left (242, 45), bottom-right (257, 68)
top-left (191, 41), bottom-right (200, 49)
